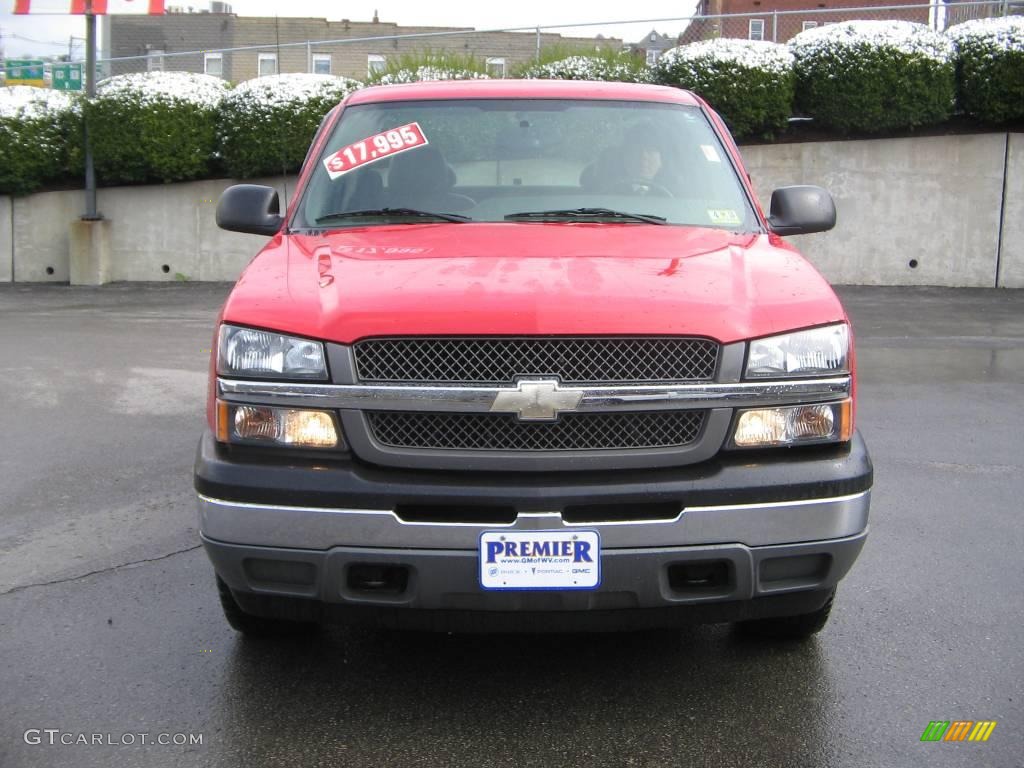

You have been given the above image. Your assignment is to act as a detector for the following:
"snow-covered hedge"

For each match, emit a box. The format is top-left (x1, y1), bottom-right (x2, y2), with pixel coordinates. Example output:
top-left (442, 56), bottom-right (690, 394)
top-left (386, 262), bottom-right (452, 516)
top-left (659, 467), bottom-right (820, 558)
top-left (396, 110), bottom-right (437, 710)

top-left (85, 72), bottom-right (228, 184)
top-left (0, 87), bottom-right (82, 195)
top-left (948, 16), bottom-right (1024, 124)
top-left (790, 21), bottom-right (955, 134)
top-left (218, 73), bottom-right (362, 178)
top-left (519, 55), bottom-right (649, 82)
top-left (369, 67), bottom-right (488, 85)
top-left (652, 40), bottom-right (794, 139)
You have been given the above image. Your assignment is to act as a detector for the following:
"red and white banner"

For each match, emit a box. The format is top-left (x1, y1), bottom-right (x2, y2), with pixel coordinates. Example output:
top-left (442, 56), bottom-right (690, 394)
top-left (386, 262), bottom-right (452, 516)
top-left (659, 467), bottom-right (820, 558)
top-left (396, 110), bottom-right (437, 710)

top-left (8, 0), bottom-right (164, 13)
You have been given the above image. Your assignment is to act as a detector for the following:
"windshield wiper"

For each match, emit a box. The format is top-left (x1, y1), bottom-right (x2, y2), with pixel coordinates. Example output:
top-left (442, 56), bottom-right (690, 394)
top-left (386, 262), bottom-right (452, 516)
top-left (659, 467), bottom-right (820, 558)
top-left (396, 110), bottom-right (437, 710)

top-left (504, 208), bottom-right (667, 225)
top-left (315, 208), bottom-right (472, 224)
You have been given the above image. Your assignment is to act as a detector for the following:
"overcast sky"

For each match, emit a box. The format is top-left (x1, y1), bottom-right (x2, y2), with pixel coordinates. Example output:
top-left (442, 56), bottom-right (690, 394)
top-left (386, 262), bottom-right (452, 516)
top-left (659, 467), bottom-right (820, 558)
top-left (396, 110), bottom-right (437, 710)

top-left (1, 0), bottom-right (702, 59)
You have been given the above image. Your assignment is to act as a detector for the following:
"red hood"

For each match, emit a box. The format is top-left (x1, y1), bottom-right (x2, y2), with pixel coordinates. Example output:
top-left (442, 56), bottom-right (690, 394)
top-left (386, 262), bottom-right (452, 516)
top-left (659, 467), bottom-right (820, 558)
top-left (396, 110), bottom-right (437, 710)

top-left (222, 223), bottom-right (846, 344)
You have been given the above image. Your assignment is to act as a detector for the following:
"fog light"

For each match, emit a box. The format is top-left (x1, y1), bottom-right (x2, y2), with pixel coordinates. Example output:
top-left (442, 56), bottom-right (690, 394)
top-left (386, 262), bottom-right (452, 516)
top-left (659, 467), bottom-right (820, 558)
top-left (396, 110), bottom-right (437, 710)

top-left (220, 402), bottom-right (341, 449)
top-left (733, 400), bottom-right (851, 448)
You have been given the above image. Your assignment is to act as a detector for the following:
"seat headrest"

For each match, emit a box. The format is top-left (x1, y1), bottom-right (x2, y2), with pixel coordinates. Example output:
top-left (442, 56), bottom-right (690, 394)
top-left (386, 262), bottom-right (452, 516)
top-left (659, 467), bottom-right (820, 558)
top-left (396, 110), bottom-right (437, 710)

top-left (387, 146), bottom-right (456, 194)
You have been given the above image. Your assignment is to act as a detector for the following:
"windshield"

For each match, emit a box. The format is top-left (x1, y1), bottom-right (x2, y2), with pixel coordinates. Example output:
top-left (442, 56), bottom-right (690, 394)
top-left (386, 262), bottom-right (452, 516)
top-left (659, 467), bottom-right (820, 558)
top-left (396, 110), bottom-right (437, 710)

top-left (294, 99), bottom-right (758, 231)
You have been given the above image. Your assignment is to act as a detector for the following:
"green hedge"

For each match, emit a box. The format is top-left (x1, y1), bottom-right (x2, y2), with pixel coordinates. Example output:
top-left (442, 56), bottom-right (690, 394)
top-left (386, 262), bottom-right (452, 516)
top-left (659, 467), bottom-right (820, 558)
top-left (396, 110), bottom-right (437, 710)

top-left (790, 20), bottom-right (955, 134)
top-left (948, 16), bottom-right (1024, 124)
top-left (0, 87), bottom-right (82, 196)
top-left (1, 37), bottom-right (1019, 199)
top-left (218, 74), bottom-right (361, 178)
top-left (365, 51), bottom-right (488, 85)
top-left (652, 39), bottom-right (794, 139)
top-left (85, 72), bottom-right (227, 184)
top-left (519, 54), bottom-right (649, 82)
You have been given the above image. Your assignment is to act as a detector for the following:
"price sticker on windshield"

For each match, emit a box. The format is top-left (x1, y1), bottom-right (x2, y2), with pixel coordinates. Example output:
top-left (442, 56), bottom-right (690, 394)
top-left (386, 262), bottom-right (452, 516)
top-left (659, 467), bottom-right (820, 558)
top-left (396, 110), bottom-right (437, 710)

top-left (323, 122), bottom-right (428, 180)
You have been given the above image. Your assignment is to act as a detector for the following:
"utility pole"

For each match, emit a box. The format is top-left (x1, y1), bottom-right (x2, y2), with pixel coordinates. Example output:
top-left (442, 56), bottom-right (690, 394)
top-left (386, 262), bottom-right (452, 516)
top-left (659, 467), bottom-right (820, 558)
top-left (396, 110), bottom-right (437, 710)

top-left (83, 0), bottom-right (100, 220)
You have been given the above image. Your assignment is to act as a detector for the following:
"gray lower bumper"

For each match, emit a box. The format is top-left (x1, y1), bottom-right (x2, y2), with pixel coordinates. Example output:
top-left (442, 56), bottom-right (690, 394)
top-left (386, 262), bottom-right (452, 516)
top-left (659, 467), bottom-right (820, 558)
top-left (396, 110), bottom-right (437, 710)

top-left (203, 529), bottom-right (868, 614)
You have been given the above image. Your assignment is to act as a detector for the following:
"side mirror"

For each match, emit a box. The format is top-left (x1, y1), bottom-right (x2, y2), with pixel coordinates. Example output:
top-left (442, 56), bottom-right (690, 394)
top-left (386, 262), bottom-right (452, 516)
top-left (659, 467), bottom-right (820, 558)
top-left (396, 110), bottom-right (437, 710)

top-left (216, 184), bottom-right (284, 236)
top-left (767, 185), bottom-right (836, 236)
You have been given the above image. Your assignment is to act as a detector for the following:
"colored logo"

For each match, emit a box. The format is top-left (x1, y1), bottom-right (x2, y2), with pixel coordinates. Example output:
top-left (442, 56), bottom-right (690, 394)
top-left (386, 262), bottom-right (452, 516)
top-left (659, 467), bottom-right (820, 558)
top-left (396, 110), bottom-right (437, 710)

top-left (920, 721), bottom-right (996, 742)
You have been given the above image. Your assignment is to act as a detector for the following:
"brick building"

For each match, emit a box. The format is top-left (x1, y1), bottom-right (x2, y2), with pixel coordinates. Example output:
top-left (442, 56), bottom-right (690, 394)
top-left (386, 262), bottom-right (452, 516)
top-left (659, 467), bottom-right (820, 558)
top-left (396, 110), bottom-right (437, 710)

top-left (688, 0), bottom-right (931, 43)
top-left (104, 9), bottom-right (622, 82)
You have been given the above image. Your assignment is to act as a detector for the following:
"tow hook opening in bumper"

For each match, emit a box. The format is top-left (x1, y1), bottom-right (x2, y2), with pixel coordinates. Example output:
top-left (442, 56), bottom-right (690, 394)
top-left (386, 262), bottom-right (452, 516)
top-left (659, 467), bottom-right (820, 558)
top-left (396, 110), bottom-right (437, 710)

top-left (346, 564), bottom-right (411, 597)
top-left (667, 560), bottom-right (732, 597)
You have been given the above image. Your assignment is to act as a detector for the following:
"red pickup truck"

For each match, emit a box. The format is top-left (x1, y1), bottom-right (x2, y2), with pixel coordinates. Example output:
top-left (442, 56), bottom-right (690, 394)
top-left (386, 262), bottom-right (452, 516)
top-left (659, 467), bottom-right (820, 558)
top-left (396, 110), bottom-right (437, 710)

top-left (196, 79), bottom-right (871, 639)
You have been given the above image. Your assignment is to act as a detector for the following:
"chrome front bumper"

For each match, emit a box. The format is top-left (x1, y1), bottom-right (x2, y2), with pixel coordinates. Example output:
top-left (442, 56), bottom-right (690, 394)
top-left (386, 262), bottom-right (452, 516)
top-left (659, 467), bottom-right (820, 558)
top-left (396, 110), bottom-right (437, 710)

top-left (198, 490), bottom-right (870, 551)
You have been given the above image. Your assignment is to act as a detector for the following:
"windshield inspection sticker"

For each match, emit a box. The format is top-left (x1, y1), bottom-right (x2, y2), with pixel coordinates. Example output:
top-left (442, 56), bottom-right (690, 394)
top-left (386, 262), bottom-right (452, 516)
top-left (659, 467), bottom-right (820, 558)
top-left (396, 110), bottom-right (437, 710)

top-left (700, 144), bottom-right (722, 163)
top-left (323, 122), bottom-right (428, 180)
top-left (708, 208), bottom-right (742, 226)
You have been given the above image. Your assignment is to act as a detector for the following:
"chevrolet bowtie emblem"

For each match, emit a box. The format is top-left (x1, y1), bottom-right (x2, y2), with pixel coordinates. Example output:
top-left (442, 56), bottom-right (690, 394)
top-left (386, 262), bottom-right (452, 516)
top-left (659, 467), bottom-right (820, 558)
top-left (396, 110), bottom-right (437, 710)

top-left (489, 379), bottom-right (585, 421)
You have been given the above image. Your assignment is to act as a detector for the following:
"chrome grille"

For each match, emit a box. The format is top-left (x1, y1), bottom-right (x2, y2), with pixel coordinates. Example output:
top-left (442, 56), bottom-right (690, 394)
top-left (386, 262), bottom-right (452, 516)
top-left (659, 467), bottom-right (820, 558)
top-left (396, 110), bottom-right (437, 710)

top-left (367, 410), bottom-right (707, 451)
top-left (353, 337), bottom-right (719, 384)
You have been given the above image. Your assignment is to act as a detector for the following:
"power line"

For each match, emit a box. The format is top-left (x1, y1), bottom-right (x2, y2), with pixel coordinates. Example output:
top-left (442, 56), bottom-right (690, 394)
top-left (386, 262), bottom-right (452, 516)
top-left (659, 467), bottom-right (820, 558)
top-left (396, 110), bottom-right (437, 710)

top-left (2, 32), bottom-right (74, 48)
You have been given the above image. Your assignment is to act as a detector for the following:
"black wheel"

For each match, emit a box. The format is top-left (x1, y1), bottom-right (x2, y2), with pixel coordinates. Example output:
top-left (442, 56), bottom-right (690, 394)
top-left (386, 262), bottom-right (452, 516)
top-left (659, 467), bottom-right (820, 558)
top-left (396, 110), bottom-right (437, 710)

top-left (216, 576), bottom-right (319, 637)
top-left (735, 588), bottom-right (835, 640)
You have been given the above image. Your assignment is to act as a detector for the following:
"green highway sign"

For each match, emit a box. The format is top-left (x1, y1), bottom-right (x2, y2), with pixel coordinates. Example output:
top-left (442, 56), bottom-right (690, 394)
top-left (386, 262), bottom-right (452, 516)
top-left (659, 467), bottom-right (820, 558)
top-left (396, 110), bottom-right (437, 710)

top-left (51, 63), bottom-right (83, 91)
top-left (5, 59), bottom-right (46, 87)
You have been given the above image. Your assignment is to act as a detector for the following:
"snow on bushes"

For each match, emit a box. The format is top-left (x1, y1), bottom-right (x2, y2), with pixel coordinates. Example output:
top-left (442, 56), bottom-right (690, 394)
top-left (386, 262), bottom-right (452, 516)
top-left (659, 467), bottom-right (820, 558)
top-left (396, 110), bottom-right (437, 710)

top-left (948, 16), bottom-right (1024, 124)
top-left (86, 72), bottom-right (227, 184)
top-left (218, 73), bottom-right (361, 178)
top-left (652, 39), bottom-right (794, 139)
top-left (370, 66), bottom-right (488, 85)
top-left (789, 20), bottom-right (955, 134)
top-left (519, 55), bottom-right (648, 82)
top-left (0, 86), bottom-right (82, 196)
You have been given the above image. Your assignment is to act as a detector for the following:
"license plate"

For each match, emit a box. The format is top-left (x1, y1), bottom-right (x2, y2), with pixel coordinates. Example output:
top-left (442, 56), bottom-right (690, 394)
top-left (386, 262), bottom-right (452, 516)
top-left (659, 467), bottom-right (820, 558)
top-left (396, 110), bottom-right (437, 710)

top-left (478, 529), bottom-right (601, 591)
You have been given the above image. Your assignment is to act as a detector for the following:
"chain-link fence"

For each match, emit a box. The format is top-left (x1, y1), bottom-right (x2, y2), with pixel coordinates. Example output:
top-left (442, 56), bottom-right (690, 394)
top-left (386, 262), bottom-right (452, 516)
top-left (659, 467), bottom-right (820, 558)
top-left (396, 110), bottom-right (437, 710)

top-left (89, 0), bottom-right (1024, 82)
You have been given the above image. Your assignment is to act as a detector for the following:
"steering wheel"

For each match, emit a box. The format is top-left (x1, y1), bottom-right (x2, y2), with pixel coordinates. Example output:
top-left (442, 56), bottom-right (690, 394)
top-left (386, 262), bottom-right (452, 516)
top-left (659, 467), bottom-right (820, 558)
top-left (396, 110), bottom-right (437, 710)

top-left (611, 179), bottom-right (675, 198)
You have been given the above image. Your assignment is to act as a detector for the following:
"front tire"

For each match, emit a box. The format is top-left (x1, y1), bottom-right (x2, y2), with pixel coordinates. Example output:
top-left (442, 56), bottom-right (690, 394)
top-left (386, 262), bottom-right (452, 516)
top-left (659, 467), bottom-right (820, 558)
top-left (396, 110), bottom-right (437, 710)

top-left (735, 588), bottom-right (835, 640)
top-left (216, 576), bottom-right (319, 637)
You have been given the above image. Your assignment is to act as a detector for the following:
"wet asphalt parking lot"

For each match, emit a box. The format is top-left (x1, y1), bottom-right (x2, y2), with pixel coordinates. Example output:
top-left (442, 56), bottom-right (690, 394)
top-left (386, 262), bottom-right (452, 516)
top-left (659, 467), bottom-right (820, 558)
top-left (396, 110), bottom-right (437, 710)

top-left (0, 283), bottom-right (1021, 768)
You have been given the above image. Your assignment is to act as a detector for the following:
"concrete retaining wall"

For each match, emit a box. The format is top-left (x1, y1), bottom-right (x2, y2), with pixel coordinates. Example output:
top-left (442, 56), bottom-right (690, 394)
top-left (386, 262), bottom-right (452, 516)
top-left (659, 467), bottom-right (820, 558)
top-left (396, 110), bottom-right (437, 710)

top-left (0, 195), bottom-right (11, 283)
top-left (999, 134), bottom-right (1024, 289)
top-left (12, 188), bottom-right (82, 282)
top-left (0, 133), bottom-right (1021, 287)
top-left (1, 176), bottom-right (295, 285)
top-left (741, 133), bottom-right (1011, 288)
top-left (99, 176), bottom-right (296, 282)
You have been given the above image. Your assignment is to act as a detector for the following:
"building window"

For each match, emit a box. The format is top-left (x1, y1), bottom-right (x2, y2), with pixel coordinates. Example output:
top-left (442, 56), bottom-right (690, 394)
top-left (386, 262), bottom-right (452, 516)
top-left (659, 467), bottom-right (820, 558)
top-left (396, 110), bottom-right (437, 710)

top-left (258, 53), bottom-right (277, 77)
top-left (147, 48), bottom-right (165, 72)
top-left (645, 49), bottom-right (658, 66)
top-left (368, 54), bottom-right (386, 76)
top-left (748, 19), bottom-right (765, 41)
top-left (204, 52), bottom-right (223, 77)
top-left (802, 21), bottom-right (819, 31)
top-left (486, 57), bottom-right (506, 78)
top-left (649, 32), bottom-right (657, 42)
top-left (312, 53), bottom-right (331, 75)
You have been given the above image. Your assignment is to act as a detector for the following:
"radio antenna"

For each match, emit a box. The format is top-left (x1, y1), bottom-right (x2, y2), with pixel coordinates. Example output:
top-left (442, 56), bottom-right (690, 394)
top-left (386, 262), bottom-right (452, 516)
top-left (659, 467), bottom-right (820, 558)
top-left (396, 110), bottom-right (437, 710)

top-left (275, 14), bottom-right (289, 213)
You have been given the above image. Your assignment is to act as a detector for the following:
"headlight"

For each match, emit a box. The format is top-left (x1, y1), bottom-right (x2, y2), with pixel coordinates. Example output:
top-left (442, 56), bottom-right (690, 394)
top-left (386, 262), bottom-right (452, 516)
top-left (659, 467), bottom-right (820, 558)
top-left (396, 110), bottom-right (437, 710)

top-left (732, 400), bottom-right (852, 448)
top-left (746, 324), bottom-right (849, 379)
top-left (216, 401), bottom-right (343, 449)
top-left (217, 324), bottom-right (327, 380)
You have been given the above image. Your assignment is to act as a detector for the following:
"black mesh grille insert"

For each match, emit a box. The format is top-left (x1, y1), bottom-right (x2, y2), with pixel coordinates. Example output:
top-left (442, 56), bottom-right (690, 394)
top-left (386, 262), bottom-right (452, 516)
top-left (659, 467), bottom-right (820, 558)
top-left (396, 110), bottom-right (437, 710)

top-left (353, 337), bottom-right (719, 384)
top-left (367, 410), bottom-right (706, 451)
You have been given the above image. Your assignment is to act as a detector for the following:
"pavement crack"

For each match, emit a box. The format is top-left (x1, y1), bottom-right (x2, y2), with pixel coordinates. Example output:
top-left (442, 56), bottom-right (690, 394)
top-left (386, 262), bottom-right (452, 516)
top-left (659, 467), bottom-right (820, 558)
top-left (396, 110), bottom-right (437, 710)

top-left (0, 544), bottom-right (202, 597)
